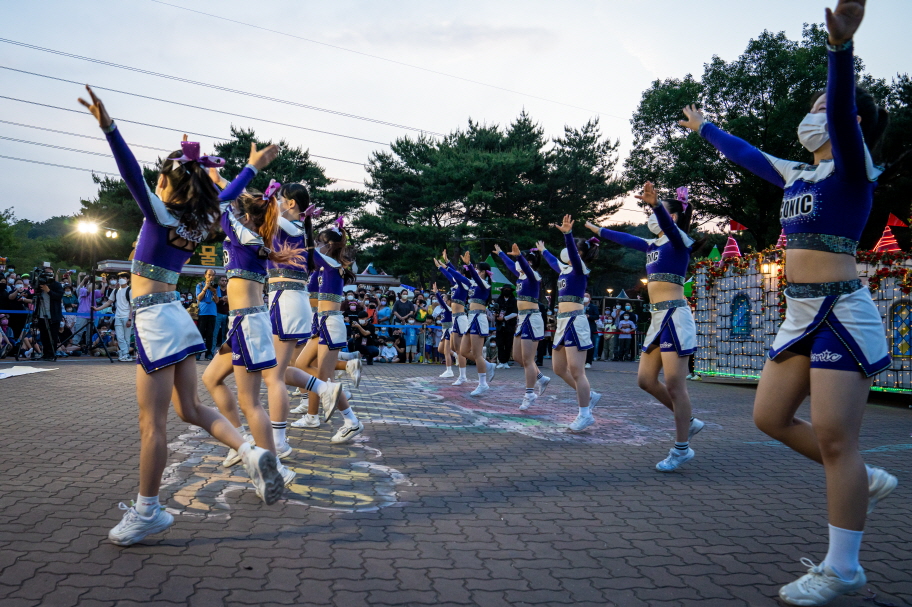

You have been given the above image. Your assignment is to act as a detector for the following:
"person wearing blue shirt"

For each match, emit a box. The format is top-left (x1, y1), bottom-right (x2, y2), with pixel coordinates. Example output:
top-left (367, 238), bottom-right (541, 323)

top-left (195, 268), bottom-right (222, 360)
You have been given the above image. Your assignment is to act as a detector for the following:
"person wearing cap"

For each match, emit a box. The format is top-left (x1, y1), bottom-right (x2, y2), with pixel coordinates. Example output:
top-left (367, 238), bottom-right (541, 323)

top-left (34, 266), bottom-right (63, 361)
top-left (97, 272), bottom-right (134, 361)
top-left (348, 310), bottom-right (379, 364)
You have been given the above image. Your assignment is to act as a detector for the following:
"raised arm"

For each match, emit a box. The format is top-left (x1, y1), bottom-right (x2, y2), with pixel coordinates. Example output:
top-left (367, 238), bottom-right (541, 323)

top-left (826, 41), bottom-right (867, 179)
top-left (446, 262), bottom-right (472, 287)
top-left (515, 252), bottom-right (537, 280)
top-left (466, 263), bottom-right (486, 286)
top-left (434, 290), bottom-right (450, 311)
top-left (538, 240), bottom-right (561, 273)
top-left (496, 250), bottom-right (520, 277)
top-left (586, 222), bottom-right (649, 252)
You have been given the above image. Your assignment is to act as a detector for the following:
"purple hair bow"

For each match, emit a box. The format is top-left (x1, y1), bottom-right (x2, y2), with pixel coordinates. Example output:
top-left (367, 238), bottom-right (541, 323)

top-left (301, 204), bottom-right (323, 219)
top-left (587, 237), bottom-right (600, 245)
top-left (169, 141), bottom-right (225, 172)
top-left (331, 216), bottom-right (345, 234)
top-left (263, 179), bottom-right (282, 200)
top-left (676, 186), bottom-right (689, 211)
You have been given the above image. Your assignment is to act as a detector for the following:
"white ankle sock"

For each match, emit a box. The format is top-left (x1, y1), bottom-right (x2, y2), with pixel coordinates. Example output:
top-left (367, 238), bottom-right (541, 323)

top-left (237, 442), bottom-right (252, 458)
top-left (445, 365), bottom-right (452, 372)
top-left (579, 406), bottom-right (591, 416)
top-left (824, 524), bottom-right (863, 581)
top-left (271, 421), bottom-right (287, 445)
top-left (459, 367), bottom-right (467, 379)
top-left (236, 424), bottom-right (247, 436)
top-left (341, 408), bottom-right (358, 424)
top-left (136, 494), bottom-right (160, 517)
top-left (477, 373), bottom-right (488, 387)
top-left (338, 352), bottom-right (356, 361)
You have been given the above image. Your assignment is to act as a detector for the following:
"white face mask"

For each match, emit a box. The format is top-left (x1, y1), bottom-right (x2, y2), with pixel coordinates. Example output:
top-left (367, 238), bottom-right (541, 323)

top-left (583, 297), bottom-right (590, 303)
top-left (118, 279), bottom-right (127, 286)
top-left (22, 279), bottom-right (29, 286)
top-left (797, 112), bottom-right (830, 153)
top-left (346, 295), bottom-right (354, 300)
top-left (109, 280), bottom-right (116, 286)
top-left (64, 290), bottom-right (72, 296)
top-left (647, 213), bottom-right (662, 235)
top-left (60, 322), bottom-right (65, 328)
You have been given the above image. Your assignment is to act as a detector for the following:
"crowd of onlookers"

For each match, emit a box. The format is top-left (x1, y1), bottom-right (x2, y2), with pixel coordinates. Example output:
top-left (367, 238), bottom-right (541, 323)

top-left (1, 263), bottom-right (650, 367)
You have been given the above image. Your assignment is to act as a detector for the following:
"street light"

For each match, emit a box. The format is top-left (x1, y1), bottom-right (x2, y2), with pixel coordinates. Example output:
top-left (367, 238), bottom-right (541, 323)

top-left (104, 229), bottom-right (118, 239)
top-left (73, 219), bottom-right (114, 363)
top-left (640, 278), bottom-right (648, 285)
top-left (77, 221), bottom-right (98, 234)
top-left (606, 288), bottom-right (614, 295)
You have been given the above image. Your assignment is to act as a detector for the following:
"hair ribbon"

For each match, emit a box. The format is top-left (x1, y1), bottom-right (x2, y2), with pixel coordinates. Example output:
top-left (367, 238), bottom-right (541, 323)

top-left (301, 204), bottom-right (323, 219)
top-left (263, 179), bottom-right (282, 200)
top-left (676, 186), bottom-right (689, 211)
top-left (587, 237), bottom-right (600, 245)
top-left (169, 141), bottom-right (225, 172)
top-left (331, 216), bottom-right (345, 235)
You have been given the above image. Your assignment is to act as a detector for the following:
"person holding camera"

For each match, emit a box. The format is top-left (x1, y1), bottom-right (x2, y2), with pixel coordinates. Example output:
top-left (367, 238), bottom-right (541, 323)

top-left (195, 268), bottom-right (221, 360)
top-left (348, 311), bottom-right (379, 364)
top-left (34, 266), bottom-right (64, 361)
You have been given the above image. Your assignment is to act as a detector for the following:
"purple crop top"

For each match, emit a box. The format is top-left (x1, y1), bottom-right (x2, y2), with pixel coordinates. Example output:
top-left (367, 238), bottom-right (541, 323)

top-left (104, 122), bottom-right (255, 284)
top-left (542, 233), bottom-right (589, 303)
top-left (268, 216), bottom-right (312, 281)
top-left (435, 291), bottom-right (452, 323)
top-left (441, 263), bottom-right (470, 306)
top-left (597, 204), bottom-right (693, 285)
top-left (466, 264), bottom-right (491, 304)
top-left (498, 251), bottom-right (541, 302)
top-left (221, 203), bottom-right (269, 283)
top-left (314, 251), bottom-right (346, 302)
top-left (699, 42), bottom-right (881, 255)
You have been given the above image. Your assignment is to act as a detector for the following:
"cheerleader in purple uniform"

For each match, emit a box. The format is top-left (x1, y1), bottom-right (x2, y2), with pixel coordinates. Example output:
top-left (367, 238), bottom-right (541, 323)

top-left (494, 243), bottom-right (550, 410)
top-left (454, 251), bottom-right (497, 397)
top-left (434, 252), bottom-right (472, 383)
top-left (538, 215), bottom-right (601, 432)
top-left (430, 282), bottom-right (455, 377)
top-left (586, 184), bottom-right (704, 472)
top-left (679, 2), bottom-right (896, 602)
top-left (78, 87), bottom-right (284, 546)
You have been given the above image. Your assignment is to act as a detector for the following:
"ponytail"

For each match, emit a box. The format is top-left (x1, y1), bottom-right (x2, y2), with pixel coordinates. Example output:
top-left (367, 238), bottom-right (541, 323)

top-left (236, 190), bottom-right (306, 267)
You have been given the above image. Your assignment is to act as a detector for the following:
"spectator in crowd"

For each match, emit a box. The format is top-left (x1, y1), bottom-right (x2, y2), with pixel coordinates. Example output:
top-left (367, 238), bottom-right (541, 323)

top-left (195, 269), bottom-right (221, 360)
top-left (34, 265), bottom-right (64, 361)
top-left (415, 299), bottom-right (431, 363)
top-left (584, 292), bottom-right (599, 368)
top-left (602, 315), bottom-right (618, 361)
top-left (403, 318), bottom-right (419, 363)
top-left (20, 326), bottom-right (42, 360)
top-left (62, 283), bottom-right (79, 315)
top-left (389, 328), bottom-right (406, 363)
top-left (6, 277), bottom-right (33, 339)
top-left (494, 286), bottom-right (518, 369)
top-left (0, 274), bottom-right (8, 294)
top-left (73, 274), bottom-right (98, 346)
top-left (214, 275), bottom-right (229, 349)
top-left (0, 315), bottom-right (14, 357)
top-left (365, 299), bottom-right (378, 324)
top-left (343, 294), bottom-right (362, 326)
top-left (623, 302), bottom-right (638, 324)
top-left (376, 338), bottom-right (398, 363)
top-left (98, 271), bottom-right (133, 362)
top-left (348, 311), bottom-right (379, 364)
top-left (90, 322), bottom-right (118, 357)
top-left (55, 319), bottom-right (82, 357)
top-left (393, 290), bottom-right (416, 326)
top-left (617, 312), bottom-right (637, 361)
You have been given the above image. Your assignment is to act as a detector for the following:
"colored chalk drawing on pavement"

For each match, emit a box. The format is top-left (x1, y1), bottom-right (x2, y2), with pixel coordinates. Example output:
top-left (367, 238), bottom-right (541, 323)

top-left (356, 373), bottom-right (693, 446)
top-left (160, 424), bottom-right (411, 520)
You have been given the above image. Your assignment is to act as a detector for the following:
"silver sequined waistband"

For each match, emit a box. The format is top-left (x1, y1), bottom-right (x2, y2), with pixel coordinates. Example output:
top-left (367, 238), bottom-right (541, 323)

top-left (268, 281), bottom-right (310, 293)
top-left (558, 295), bottom-right (584, 304)
top-left (518, 309), bottom-right (541, 316)
top-left (132, 291), bottom-right (180, 310)
top-left (452, 312), bottom-right (467, 318)
top-left (647, 273), bottom-right (685, 286)
top-left (227, 268), bottom-right (267, 284)
top-left (131, 259), bottom-right (180, 284)
top-left (268, 268), bottom-right (310, 280)
top-left (441, 321), bottom-right (453, 329)
top-left (229, 304), bottom-right (268, 317)
top-left (468, 298), bottom-right (488, 305)
top-left (785, 279), bottom-right (863, 299)
top-left (517, 295), bottom-right (539, 303)
top-left (557, 309), bottom-right (584, 319)
top-left (786, 233), bottom-right (858, 255)
top-left (450, 298), bottom-right (467, 307)
top-left (318, 310), bottom-right (344, 317)
top-left (647, 299), bottom-right (688, 312)
top-left (318, 293), bottom-right (345, 303)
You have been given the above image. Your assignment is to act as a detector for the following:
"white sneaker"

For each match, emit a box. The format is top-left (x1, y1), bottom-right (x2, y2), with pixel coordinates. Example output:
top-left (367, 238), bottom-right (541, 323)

top-left (291, 413), bottom-right (321, 428)
top-left (519, 393), bottom-right (536, 411)
top-left (278, 463), bottom-right (296, 487)
top-left (588, 391), bottom-right (601, 411)
top-left (469, 384), bottom-right (490, 397)
top-left (452, 376), bottom-right (467, 386)
top-left (331, 422), bottom-right (364, 444)
top-left (568, 412), bottom-right (595, 433)
top-left (439, 369), bottom-right (455, 378)
top-left (320, 381), bottom-right (343, 423)
top-left (346, 356), bottom-right (362, 389)
top-left (290, 387), bottom-right (302, 396)
top-left (689, 418), bottom-right (705, 440)
top-left (223, 433), bottom-right (255, 468)
top-left (108, 502), bottom-right (174, 546)
top-left (290, 399), bottom-right (308, 415)
top-left (275, 441), bottom-right (293, 460)
top-left (656, 447), bottom-right (695, 472)
top-left (778, 559), bottom-right (865, 606)
top-left (867, 465), bottom-right (898, 514)
top-left (534, 375), bottom-right (551, 396)
top-left (585, 363), bottom-right (591, 369)
top-left (241, 446), bottom-right (283, 505)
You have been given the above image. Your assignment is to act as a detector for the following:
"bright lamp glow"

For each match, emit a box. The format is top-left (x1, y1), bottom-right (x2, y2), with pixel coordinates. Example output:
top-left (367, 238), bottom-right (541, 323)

top-left (77, 221), bottom-right (98, 234)
top-left (112, 231), bottom-right (118, 238)
top-left (640, 278), bottom-right (648, 285)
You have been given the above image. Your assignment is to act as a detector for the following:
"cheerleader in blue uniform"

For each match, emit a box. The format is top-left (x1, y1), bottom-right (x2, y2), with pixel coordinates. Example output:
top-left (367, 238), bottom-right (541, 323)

top-left (79, 87), bottom-right (284, 546)
top-left (679, 2), bottom-right (896, 602)
top-left (430, 282), bottom-right (455, 377)
top-left (494, 244), bottom-right (550, 410)
top-left (539, 215), bottom-right (600, 432)
top-left (586, 185), bottom-right (704, 471)
top-left (454, 251), bottom-right (497, 397)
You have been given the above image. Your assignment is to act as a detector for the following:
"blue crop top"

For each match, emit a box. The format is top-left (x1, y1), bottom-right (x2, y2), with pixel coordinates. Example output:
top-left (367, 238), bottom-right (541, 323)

top-left (441, 263), bottom-right (470, 306)
top-left (497, 251), bottom-right (541, 302)
top-left (268, 216), bottom-right (312, 281)
top-left (434, 291), bottom-right (452, 323)
top-left (466, 264), bottom-right (491, 304)
top-left (104, 122), bottom-right (255, 284)
top-left (542, 233), bottom-right (589, 303)
top-left (221, 203), bottom-right (269, 284)
top-left (314, 251), bottom-right (346, 302)
top-left (597, 204), bottom-right (693, 285)
top-left (699, 42), bottom-right (882, 255)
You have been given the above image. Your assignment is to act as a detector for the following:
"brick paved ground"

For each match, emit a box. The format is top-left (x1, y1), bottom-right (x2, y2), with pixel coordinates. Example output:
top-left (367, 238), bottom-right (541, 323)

top-left (0, 358), bottom-right (910, 607)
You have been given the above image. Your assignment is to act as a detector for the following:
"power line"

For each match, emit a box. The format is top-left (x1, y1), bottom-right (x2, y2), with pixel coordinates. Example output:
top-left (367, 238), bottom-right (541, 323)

top-left (0, 154), bottom-right (118, 176)
top-left (0, 38), bottom-right (443, 136)
top-left (0, 119), bottom-right (367, 166)
top-left (0, 65), bottom-right (390, 146)
top-left (149, 0), bottom-right (627, 121)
